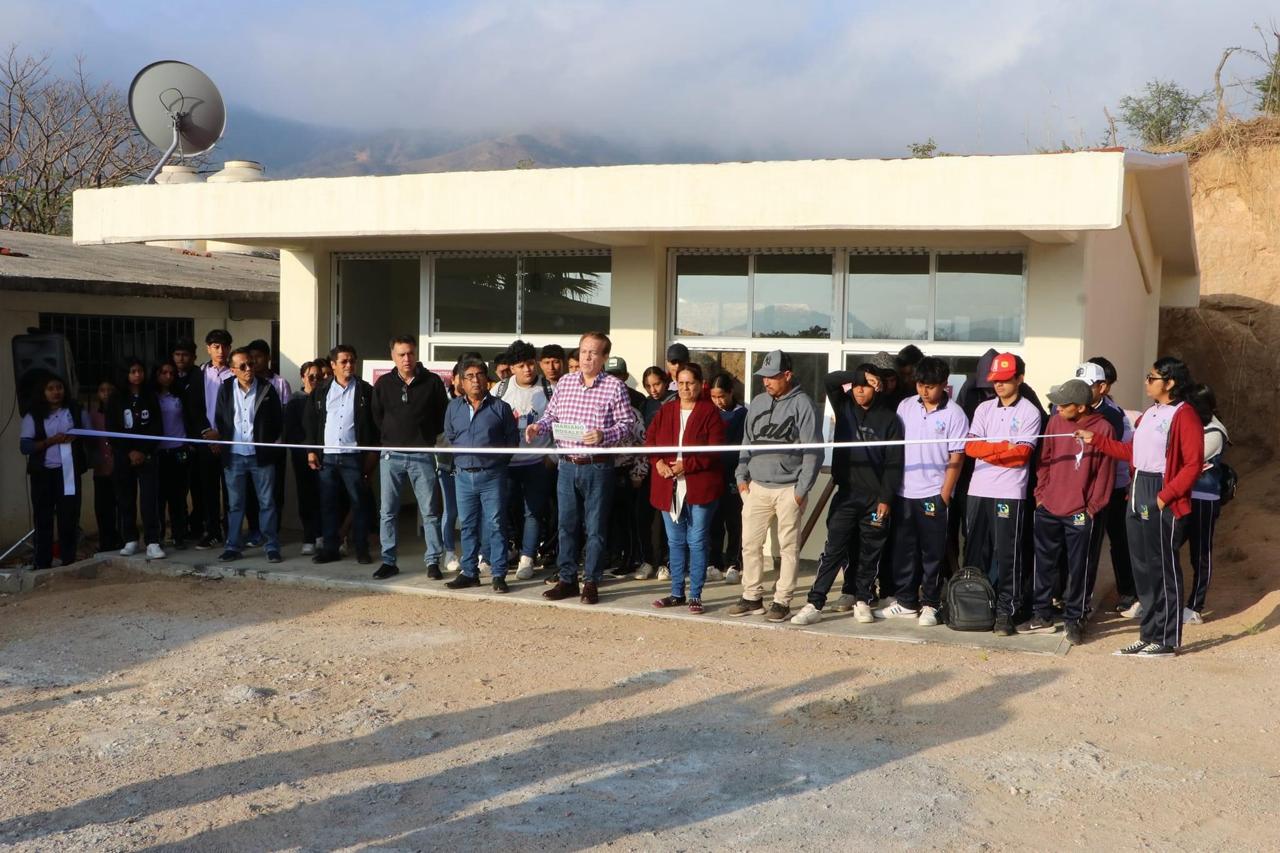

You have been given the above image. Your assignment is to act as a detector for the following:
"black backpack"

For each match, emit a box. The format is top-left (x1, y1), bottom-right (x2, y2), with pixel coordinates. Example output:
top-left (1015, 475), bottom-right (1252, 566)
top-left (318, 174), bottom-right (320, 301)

top-left (1217, 461), bottom-right (1238, 506)
top-left (941, 566), bottom-right (996, 631)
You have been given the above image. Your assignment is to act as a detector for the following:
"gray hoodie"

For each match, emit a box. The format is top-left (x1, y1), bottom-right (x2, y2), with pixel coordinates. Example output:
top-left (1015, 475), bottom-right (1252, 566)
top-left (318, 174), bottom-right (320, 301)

top-left (735, 384), bottom-right (822, 498)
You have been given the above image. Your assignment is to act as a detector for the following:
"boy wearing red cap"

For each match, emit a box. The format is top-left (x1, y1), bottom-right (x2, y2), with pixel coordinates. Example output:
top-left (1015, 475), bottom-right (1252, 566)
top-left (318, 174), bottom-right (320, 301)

top-left (964, 353), bottom-right (1043, 635)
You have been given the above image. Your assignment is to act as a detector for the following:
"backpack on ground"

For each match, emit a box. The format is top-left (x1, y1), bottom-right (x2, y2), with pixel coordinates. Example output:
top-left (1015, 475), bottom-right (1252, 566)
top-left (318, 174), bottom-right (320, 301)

top-left (941, 566), bottom-right (996, 632)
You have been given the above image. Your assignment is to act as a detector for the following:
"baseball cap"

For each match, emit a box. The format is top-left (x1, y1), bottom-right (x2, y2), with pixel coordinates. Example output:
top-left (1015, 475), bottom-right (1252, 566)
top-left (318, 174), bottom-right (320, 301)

top-left (754, 349), bottom-right (793, 378)
top-left (1074, 362), bottom-right (1107, 385)
top-left (869, 351), bottom-right (897, 374)
top-left (665, 343), bottom-right (690, 363)
top-left (605, 356), bottom-right (628, 376)
top-left (1048, 379), bottom-right (1092, 407)
top-left (986, 352), bottom-right (1024, 382)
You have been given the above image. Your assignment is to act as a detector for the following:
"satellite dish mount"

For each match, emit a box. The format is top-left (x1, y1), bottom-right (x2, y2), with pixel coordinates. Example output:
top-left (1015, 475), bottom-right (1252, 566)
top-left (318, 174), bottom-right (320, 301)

top-left (128, 61), bottom-right (227, 184)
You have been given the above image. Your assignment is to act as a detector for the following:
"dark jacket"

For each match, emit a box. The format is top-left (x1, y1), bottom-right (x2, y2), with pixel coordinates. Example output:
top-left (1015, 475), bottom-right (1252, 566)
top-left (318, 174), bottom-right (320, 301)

top-left (372, 365), bottom-right (448, 448)
top-left (214, 376), bottom-right (283, 467)
top-left (645, 398), bottom-right (726, 509)
top-left (106, 388), bottom-right (162, 455)
top-left (185, 361), bottom-right (232, 437)
top-left (444, 394), bottom-right (518, 470)
top-left (823, 371), bottom-right (904, 503)
top-left (283, 394), bottom-right (309, 446)
top-left (302, 377), bottom-right (378, 458)
top-left (718, 404), bottom-right (747, 484)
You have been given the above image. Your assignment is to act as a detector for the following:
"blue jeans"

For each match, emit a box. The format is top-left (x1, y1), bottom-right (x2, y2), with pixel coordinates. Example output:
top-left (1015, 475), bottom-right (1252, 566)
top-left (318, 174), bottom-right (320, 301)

top-left (436, 463), bottom-right (457, 555)
top-left (507, 462), bottom-right (551, 558)
top-left (319, 453), bottom-right (371, 553)
top-left (557, 460), bottom-right (614, 584)
top-left (224, 454), bottom-right (279, 553)
top-left (456, 467), bottom-right (508, 578)
top-left (663, 499), bottom-right (717, 600)
top-left (379, 451), bottom-right (443, 567)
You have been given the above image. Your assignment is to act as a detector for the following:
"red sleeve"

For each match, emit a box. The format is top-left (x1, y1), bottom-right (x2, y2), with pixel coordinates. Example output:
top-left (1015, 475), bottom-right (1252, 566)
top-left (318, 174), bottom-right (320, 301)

top-left (1158, 407), bottom-right (1204, 505)
top-left (965, 439), bottom-right (1007, 459)
top-left (682, 405), bottom-right (726, 474)
top-left (986, 443), bottom-right (1033, 468)
top-left (1091, 425), bottom-right (1134, 464)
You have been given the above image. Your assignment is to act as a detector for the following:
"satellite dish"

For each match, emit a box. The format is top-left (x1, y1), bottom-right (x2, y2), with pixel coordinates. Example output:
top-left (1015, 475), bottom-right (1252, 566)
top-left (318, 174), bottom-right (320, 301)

top-left (128, 60), bottom-right (226, 184)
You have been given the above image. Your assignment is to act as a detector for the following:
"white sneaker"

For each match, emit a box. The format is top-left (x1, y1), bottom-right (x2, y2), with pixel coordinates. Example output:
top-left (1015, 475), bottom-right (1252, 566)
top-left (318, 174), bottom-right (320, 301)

top-left (145, 543), bottom-right (166, 560)
top-left (657, 565), bottom-right (670, 581)
top-left (1182, 607), bottom-right (1203, 625)
top-left (515, 555), bottom-right (535, 580)
top-left (300, 543), bottom-right (315, 556)
top-left (478, 558), bottom-right (491, 576)
top-left (705, 566), bottom-right (725, 582)
top-left (119, 541), bottom-right (139, 557)
top-left (633, 563), bottom-right (655, 580)
top-left (446, 558), bottom-right (460, 573)
top-left (854, 601), bottom-right (875, 623)
top-left (314, 537), bottom-right (324, 549)
top-left (1122, 600), bottom-right (1144, 619)
top-left (790, 603), bottom-right (823, 625)
top-left (724, 567), bottom-right (740, 584)
top-left (918, 605), bottom-right (939, 627)
top-left (874, 602), bottom-right (920, 619)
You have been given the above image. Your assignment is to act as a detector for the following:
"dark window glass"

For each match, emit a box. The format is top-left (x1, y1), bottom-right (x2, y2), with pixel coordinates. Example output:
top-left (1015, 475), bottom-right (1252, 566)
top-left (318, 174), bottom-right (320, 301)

top-left (338, 258), bottom-right (420, 364)
top-left (434, 257), bottom-right (517, 334)
top-left (523, 256), bottom-right (610, 334)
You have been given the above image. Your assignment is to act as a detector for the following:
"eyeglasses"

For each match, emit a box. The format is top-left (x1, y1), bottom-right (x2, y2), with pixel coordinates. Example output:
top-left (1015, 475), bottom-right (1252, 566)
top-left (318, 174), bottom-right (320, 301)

top-left (233, 363), bottom-right (253, 371)
top-left (1143, 374), bottom-right (1164, 384)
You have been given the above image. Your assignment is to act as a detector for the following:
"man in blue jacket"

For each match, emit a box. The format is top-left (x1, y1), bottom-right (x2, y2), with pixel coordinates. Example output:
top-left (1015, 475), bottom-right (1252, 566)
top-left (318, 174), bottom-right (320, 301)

top-left (214, 347), bottom-right (283, 563)
top-left (445, 357), bottom-right (520, 592)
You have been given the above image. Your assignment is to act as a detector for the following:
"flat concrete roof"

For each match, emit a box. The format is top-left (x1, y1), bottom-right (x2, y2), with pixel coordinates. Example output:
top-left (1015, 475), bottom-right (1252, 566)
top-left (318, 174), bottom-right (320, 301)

top-left (71, 151), bottom-right (1198, 278)
top-left (0, 230), bottom-right (279, 303)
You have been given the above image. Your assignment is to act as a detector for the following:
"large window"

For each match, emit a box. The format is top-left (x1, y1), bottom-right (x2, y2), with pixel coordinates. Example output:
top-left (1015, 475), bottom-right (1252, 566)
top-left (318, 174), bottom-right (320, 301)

top-left (846, 253), bottom-right (929, 340)
top-left (934, 253), bottom-right (1023, 343)
top-left (432, 254), bottom-right (611, 336)
top-left (433, 257), bottom-right (518, 334)
top-left (338, 258), bottom-right (421, 361)
top-left (40, 313), bottom-right (194, 395)
top-left (752, 254), bottom-right (833, 339)
top-left (523, 256), bottom-right (611, 334)
top-left (674, 255), bottom-right (748, 337)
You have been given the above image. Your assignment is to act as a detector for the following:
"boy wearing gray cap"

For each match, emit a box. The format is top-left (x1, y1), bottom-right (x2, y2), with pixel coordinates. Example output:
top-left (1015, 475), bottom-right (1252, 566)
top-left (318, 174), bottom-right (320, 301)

top-left (1026, 379), bottom-right (1115, 644)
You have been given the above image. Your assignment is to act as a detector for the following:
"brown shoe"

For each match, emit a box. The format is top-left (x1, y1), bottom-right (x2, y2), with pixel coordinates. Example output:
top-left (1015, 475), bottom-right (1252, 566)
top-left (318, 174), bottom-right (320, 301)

top-left (543, 580), bottom-right (580, 601)
top-left (580, 582), bottom-right (599, 605)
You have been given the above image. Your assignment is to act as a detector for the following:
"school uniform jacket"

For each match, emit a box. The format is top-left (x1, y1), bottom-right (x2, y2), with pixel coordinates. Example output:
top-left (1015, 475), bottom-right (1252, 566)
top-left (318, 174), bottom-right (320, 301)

top-left (1034, 411), bottom-right (1115, 517)
top-left (214, 376), bottom-right (284, 467)
top-left (644, 398), bottom-right (726, 510)
top-left (302, 377), bottom-right (379, 458)
top-left (106, 389), bottom-right (162, 456)
top-left (1091, 402), bottom-right (1203, 518)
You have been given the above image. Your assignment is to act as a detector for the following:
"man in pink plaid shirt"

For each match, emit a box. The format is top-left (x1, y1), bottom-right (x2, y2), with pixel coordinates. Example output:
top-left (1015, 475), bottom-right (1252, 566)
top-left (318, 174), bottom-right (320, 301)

top-left (526, 331), bottom-right (636, 605)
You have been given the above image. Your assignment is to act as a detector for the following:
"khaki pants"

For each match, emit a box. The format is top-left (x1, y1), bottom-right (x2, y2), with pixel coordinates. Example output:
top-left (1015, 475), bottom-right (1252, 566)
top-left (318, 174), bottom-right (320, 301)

top-left (740, 482), bottom-right (802, 605)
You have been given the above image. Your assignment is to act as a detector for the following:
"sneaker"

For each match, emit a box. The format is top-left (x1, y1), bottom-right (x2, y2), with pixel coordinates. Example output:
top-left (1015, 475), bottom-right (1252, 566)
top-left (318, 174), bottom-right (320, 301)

top-left (1065, 621), bottom-right (1085, 646)
top-left (1135, 643), bottom-right (1177, 658)
top-left (311, 550), bottom-right (341, 564)
top-left (1112, 595), bottom-right (1137, 613)
top-left (217, 549), bottom-right (241, 562)
top-left (446, 558), bottom-right (460, 574)
top-left (705, 566), bottom-right (725, 582)
top-left (632, 563), bottom-right (656, 580)
top-left (608, 565), bottom-right (633, 578)
top-left (478, 558), bottom-right (492, 576)
top-left (373, 563), bottom-right (399, 580)
top-left (1113, 640), bottom-right (1151, 656)
top-left (657, 565), bottom-right (670, 581)
top-left (300, 543), bottom-right (316, 556)
top-left (874, 602), bottom-right (919, 619)
top-left (266, 550), bottom-right (283, 564)
top-left (993, 615), bottom-right (1017, 636)
top-left (724, 566), bottom-right (741, 584)
top-left (728, 598), bottom-right (765, 617)
top-left (119, 541), bottom-right (139, 557)
top-left (1182, 607), bottom-right (1203, 625)
top-left (145, 543), bottom-right (166, 560)
top-left (1121, 600), bottom-right (1144, 619)
top-left (918, 605), bottom-right (940, 627)
top-left (515, 555), bottom-right (535, 580)
top-left (831, 594), bottom-right (858, 612)
top-left (765, 602), bottom-right (791, 623)
top-left (854, 601), bottom-right (874, 623)
top-left (193, 535), bottom-right (221, 551)
top-left (243, 534), bottom-right (265, 549)
top-left (492, 577), bottom-right (510, 594)
top-left (1019, 616), bottom-right (1058, 634)
top-left (446, 573), bottom-right (480, 589)
top-left (790, 603), bottom-right (823, 625)
top-left (426, 563), bottom-right (443, 580)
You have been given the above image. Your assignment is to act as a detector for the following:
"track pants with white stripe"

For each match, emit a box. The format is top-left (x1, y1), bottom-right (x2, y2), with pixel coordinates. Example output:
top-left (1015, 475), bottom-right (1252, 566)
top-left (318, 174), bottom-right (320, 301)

top-left (1185, 497), bottom-right (1219, 614)
top-left (1126, 471), bottom-right (1187, 648)
top-left (891, 495), bottom-right (949, 610)
top-left (1032, 506), bottom-right (1093, 623)
top-left (965, 496), bottom-right (1025, 619)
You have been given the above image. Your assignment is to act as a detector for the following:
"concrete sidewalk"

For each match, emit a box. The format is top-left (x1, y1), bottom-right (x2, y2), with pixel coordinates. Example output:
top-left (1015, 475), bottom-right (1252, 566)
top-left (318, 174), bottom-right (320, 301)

top-left (4, 546), bottom-right (1072, 656)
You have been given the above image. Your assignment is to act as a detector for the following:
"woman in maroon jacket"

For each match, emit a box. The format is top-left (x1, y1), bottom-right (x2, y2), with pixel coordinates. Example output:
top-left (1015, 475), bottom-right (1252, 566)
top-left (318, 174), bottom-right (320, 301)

top-left (645, 364), bottom-right (725, 613)
top-left (1077, 357), bottom-right (1203, 658)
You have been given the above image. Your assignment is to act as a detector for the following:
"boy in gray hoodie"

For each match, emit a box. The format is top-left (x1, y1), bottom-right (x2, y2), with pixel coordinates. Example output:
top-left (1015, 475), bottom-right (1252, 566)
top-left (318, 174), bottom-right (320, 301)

top-left (729, 350), bottom-right (822, 622)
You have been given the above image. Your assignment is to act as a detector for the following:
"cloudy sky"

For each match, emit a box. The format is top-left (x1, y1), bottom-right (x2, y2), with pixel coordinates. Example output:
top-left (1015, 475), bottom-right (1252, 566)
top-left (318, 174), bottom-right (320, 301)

top-left (8, 0), bottom-right (1278, 158)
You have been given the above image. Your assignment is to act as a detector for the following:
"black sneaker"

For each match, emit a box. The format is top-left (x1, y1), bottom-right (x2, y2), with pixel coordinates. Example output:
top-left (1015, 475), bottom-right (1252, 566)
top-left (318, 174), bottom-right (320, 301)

top-left (492, 577), bottom-right (510, 594)
top-left (727, 598), bottom-right (765, 617)
top-left (312, 550), bottom-right (341, 564)
top-left (217, 549), bottom-right (241, 562)
top-left (608, 565), bottom-right (633, 578)
top-left (373, 563), bottom-right (399, 580)
top-left (266, 551), bottom-right (283, 564)
top-left (1065, 621), bottom-right (1085, 646)
top-left (426, 563), bottom-right (442, 580)
top-left (765, 602), bottom-right (791, 623)
top-left (195, 535), bottom-right (221, 551)
top-left (1112, 596), bottom-right (1137, 613)
top-left (993, 615), bottom-right (1016, 636)
top-left (446, 574), bottom-right (481, 589)
top-left (1135, 643), bottom-right (1176, 659)
top-left (1113, 639), bottom-right (1151, 656)
top-left (1020, 616), bottom-right (1058, 634)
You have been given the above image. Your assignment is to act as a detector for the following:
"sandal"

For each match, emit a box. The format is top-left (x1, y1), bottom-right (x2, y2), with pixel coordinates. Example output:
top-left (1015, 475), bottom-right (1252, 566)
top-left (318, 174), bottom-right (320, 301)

top-left (688, 599), bottom-right (704, 614)
top-left (652, 595), bottom-right (687, 608)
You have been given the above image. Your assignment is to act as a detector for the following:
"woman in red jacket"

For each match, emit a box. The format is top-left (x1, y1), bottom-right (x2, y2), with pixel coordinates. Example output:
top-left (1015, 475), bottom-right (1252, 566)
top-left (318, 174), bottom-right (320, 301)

top-left (645, 363), bottom-right (726, 614)
top-left (1077, 356), bottom-right (1203, 658)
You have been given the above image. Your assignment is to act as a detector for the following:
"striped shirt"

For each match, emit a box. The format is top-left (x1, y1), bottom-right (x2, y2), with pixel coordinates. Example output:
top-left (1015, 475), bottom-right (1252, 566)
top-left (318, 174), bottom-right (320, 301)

top-left (534, 371), bottom-right (635, 455)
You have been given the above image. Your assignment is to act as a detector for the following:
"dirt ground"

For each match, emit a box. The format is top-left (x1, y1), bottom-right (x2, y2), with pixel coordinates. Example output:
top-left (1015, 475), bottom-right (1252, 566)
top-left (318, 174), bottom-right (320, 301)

top-left (1, 526), bottom-right (1279, 853)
